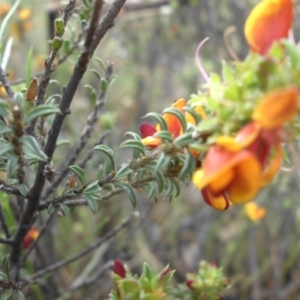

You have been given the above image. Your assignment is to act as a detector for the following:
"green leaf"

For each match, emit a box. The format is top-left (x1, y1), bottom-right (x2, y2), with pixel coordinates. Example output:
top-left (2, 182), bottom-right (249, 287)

top-left (2, 254), bottom-right (9, 278)
top-left (48, 203), bottom-right (55, 215)
top-left (6, 155), bottom-right (18, 178)
top-left (124, 131), bottom-right (142, 141)
top-left (169, 178), bottom-right (180, 197)
top-left (0, 140), bottom-right (13, 156)
top-left (114, 181), bottom-right (137, 208)
top-left (83, 194), bottom-right (98, 214)
top-left (184, 106), bottom-right (203, 124)
top-left (14, 290), bottom-right (26, 300)
top-left (153, 130), bottom-right (173, 142)
top-left (120, 139), bottom-right (145, 156)
top-left (114, 164), bottom-right (132, 181)
top-left (178, 149), bottom-right (196, 179)
top-left (94, 145), bottom-right (115, 171)
top-left (83, 181), bottom-right (101, 194)
top-left (90, 69), bottom-right (101, 81)
top-left (56, 139), bottom-right (70, 147)
top-left (69, 165), bottom-right (86, 185)
top-left (18, 184), bottom-right (28, 197)
top-left (142, 262), bottom-right (153, 280)
top-left (145, 182), bottom-right (158, 201)
top-left (163, 107), bottom-right (187, 133)
top-left (59, 203), bottom-right (70, 216)
top-left (0, 99), bottom-right (10, 116)
top-left (145, 167), bottom-right (165, 193)
top-left (143, 112), bottom-right (167, 131)
top-left (24, 104), bottom-right (61, 124)
top-left (0, 119), bottom-right (12, 135)
top-left (93, 57), bottom-right (106, 72)
top-left (21, 136), bottom-right (48, 163)
top-left (173, 132), bottom-right (194, 146)
top-left (0, 272), bottom-right (7, 280)
top-left (0, 289), bottom-right (12, 300)
top-left (155, 153), bottom-right (171, 172)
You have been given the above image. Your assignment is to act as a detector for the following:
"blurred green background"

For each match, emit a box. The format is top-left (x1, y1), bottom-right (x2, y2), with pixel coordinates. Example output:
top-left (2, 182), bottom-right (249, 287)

top-left (1, 0), bottom-right (300, 299)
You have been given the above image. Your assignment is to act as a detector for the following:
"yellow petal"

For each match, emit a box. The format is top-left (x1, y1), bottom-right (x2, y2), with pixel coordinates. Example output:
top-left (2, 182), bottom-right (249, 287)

top-left (141, 136), bottom-right (161, 147)
top-left (216, 136), bottom-right (243, 152)
top-left (252, 88), bottom-right (299, 129)
top-left (228, 154), bottom-right (262, 203)
top-left (245, 202), bottom-right (266, 221)
top-left (192, 169), bottom-right (205, 190)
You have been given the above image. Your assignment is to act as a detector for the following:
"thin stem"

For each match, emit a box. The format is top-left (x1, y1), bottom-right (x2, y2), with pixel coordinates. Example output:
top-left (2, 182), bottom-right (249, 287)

top-left (21, 212), bottom-right (138, 286)
top-left (0, 65), bottom-right (14, 101)
top-left (0, 205), bottom-right (11, 238)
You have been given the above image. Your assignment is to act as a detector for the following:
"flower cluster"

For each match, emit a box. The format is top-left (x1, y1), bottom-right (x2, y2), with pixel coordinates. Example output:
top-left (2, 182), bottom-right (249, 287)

top-left (136, 0), bottom-right (300, 212)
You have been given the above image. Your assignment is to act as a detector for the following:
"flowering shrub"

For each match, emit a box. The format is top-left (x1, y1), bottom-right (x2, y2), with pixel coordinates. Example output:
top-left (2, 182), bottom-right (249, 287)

top-left (0, 0), bottom-right (298, 298)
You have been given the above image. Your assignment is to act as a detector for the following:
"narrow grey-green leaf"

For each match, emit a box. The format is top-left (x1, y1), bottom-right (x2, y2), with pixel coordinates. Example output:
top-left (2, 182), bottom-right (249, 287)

top-left (94, 145), bottom-right (115, 170)
top-left (24, 104), bottom-right (61, 124)
top-left (170, 178), bottom-right (180, 197)
top-left (69, 165), bottom-right (86, 185)
top-left (90, 69), bottom-right (101, 81)
top-left (178, 149), bottom-right (196, 179)
top-left (124, 131), bottom-right (142, 141)
top-left (83, 194), bottom-right (98, 214)
top-left (146, 182), bottom-right (159, 201)
top-left (0, 272), bottom-right (7, 280)
top-left (120, 139), bottom-right (145, 156)
top-left (0, 143), bottom-right (13, 156)
top-left (6, 155), bottom-right (18, 178)
top-left (14, 290), bottom-right (26, 300)
top-left (0, 99), bottom-right (10, 116)
top-left (114, 181), bottom-right (137, 208)
top-left (59, 203), bottom-right (70, 216)
top-left (83, 180), bottom-right (101, 194)
top-left (145, 167), bottom-right (164, 193)
top-left (114, 164), bottom-right (132, 181)
top-left (153, 130), bottom-right (173, 142)
top-left (173, 132), bottom-right (194, 146)
top-left (163, 108), bottom-right (186, 133)
top-left (21, 136), bottom-right (48, 163)
top-left (0, 119), bottom-right (12, 135)
top-left (2, 254), bottom-right (9, 278)
top-left (18, 184), bottom-right (28, 197)
top-left (185, 106), bottom-right (203, 124)
top-left (48, 203), bottom-right (55, 215)
top-left (143, 112), bottom-right (167, 131)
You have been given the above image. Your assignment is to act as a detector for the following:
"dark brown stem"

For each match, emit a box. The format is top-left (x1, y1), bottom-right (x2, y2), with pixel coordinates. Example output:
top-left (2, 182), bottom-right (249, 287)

top-left (0, 205), bottom-right (11, 238)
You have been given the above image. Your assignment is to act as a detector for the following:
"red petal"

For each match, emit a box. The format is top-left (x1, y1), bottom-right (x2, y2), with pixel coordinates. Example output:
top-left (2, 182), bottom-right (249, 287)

top-left (140, 123), bottom-right (156, 138)
top-left (113, 259), bottom-right (126, 278)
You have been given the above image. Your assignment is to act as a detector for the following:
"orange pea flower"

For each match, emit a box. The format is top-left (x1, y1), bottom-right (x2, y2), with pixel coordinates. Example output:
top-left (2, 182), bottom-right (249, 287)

top-left (252, 87), bottom-right (298, 130)
top-left (245, 202), bottom-right (266, 221)
top-left (140, 98), bottom-right (186, 148)
top-left (193, 145), bottom-right (262, 206)
top-left (23, 226), bottom-right (39, 249)
top-left (244, 0), bottom-right (293, 55)
top-left (193, 87), bottom-right (298, 210)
